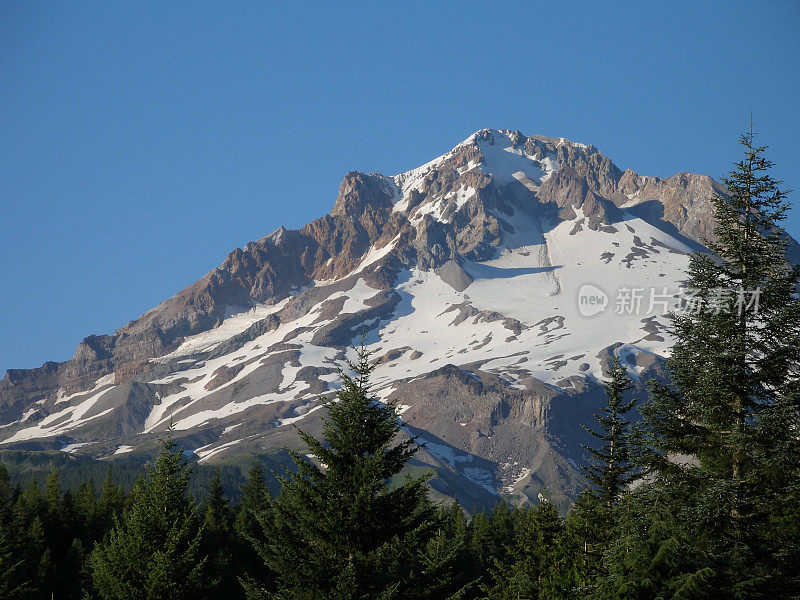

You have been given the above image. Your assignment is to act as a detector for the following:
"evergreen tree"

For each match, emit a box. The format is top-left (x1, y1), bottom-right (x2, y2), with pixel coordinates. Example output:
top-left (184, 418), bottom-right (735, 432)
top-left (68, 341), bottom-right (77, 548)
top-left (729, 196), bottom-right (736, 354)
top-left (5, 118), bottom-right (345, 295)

top-left (487, 501), bottom-right (516, 570)
top-left (580, 356), bottom-right (636, 512)
top-left (620, 125), bottom-right (800, 597)
top-left (203, 469), bottom-right (231, 534)
top-left (235, 460), bottom-right (271, 542)
top-left (598, 485), bottom-right (714, 600)
top-left (484, 500), bottom-right (573, 600)
top-left (0, 465), bottom-right (12, 523)
top-left (97, 468), bottom-right (125, 534)
top-left (0, 520), bottom-right (28, 598)
top-left (418, 503), bottom-right (475, 599)
top-left (202, 469), bottom-right (241, 599)
top-left (569, 356), bottom-right (637, 590)
top-left (467, 510), bottom-right (494, 577)
top-left (89, 435), bottom-right (210, 600)
top-left (246, 342), bottom-right (464, 599)
top-left (235, 461), bottom-right (274, 596)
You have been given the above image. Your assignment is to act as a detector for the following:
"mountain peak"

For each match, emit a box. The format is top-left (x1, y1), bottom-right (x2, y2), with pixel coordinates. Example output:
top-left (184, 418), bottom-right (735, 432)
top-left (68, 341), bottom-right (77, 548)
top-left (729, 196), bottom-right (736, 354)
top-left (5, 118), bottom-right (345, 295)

top-left (459, 128), bottom-right (590, 151)
top-left (329, 171), bottom-right (394, 218)
top-left (392, 129), bottom-right (603, 203)
top-left (0, 128), bottom-right (760, 508)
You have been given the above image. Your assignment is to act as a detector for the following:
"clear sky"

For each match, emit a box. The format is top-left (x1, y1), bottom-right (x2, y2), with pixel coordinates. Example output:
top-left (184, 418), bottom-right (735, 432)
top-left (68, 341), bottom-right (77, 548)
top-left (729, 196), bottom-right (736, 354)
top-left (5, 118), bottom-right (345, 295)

top-left (1, 1), bottom-right (799, 375)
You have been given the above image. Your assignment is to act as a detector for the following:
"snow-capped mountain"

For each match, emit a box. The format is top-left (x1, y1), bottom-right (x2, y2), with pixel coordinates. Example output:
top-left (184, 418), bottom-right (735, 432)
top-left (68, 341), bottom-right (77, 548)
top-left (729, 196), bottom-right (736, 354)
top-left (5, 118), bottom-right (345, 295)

top-left (0, 128), bottom-right (746, 507)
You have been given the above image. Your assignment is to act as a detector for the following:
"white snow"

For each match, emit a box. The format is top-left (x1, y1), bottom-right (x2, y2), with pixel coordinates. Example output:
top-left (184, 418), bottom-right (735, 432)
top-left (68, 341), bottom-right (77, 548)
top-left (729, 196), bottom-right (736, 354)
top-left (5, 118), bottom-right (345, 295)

top-left (56, 372), bottom-right (115, 404)
top-left (195, 436), bottom-right (256, 463)
top-left (275, 403), bottom-right (325, 427)
top-left (463, 467), bottom-right (497, 494)
top-left (142, 276), bottom-right (381, 432)
top-left (421, 437), bottom-right (497, 493)
top-left (473, 132), bottom-right (559, 186)
top-left (2, 384), bottom-right (117, 444)
top-left (61, 442), bottom-right (92, 453)
top-left (0, 127), bottom-right (698, 490)
top-left (394, 129), bottom-right (561, 225)
top-left (342, 235), bottom-right (400, 279)
top-left (504, 467), bottom-right (532, 493)
top-left (621, 192), bottom-right (642, 208)
top-left (164, 299), bottom-right (290, 357)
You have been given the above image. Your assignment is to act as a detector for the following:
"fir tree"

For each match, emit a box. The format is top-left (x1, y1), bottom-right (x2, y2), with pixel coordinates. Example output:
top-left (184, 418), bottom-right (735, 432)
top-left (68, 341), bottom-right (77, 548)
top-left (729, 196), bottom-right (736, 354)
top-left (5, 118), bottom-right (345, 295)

top-left (569, 355), bottom-right (637, 589)
top-left (484, 500), bottom-right (572, 600)
top-left (598, 485), bottom-right (714, 600)
top-left (0, 521), bottom-right (28, 598)
top-left (580, 356), bottom-right (636, 512)
top-left (97, 467), bottom-right (125, 534)
top-left (467, 510), bottom-right (494, 577)
top-left (625, 125), bottom-right (800, 597)
top-left (235, 460), bottom-right (271, 542)
top-left (418, 503), bottom-right (475, 600)
top-left (0, 465), bottom-right (11, 523)
top-left (202, 469), bottom-right (241, 599)
top-left (203, 469), bottom-right (231, 534)
top-left (488, 501), bottom-right (516, 570)
top-left (246, 342), bottom-right (463, 599)
top-left (89, 435), bottom-right (210, 600)
top-left (235, 461), bottom-right (274, 596)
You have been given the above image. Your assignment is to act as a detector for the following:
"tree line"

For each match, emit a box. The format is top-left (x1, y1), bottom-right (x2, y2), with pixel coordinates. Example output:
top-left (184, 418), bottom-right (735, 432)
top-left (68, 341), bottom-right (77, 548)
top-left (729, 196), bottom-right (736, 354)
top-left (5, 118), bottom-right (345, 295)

top-left (1, 128), bottom-right (799, 599)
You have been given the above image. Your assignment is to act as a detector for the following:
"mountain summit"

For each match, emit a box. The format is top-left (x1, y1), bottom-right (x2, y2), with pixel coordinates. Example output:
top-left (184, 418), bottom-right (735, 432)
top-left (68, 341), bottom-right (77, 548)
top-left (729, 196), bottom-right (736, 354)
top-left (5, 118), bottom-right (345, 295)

top-left (0, 129), bottom-right (743, 507)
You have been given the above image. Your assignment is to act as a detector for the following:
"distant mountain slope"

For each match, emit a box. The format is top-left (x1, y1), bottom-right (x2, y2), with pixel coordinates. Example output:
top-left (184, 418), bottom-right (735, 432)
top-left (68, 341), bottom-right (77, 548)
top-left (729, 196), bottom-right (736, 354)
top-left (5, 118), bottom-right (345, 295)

top-left (3, 128), bottom-right (776, 508)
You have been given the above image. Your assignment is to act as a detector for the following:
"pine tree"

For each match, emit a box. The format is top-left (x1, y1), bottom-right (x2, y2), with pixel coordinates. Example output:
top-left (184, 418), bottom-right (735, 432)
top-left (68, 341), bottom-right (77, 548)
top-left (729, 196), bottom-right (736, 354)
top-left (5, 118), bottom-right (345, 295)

top-left (569, 355), bottom-right (637, 589)
top-left (580, 356), bottom-right (636, 512)
top-left (488, 501), bottom-right (516, 570)
top-left (97, 467), bottom-right (125, 534)
top-left (0, 465), bottom-right (11, 523)
top-left (246, 342), bottom-right (461, 599)
top-left (418, 503), bottom-right (475, 600)
top-left (625, 125), bottom-right (800, 597)
top-left (202, 469), bottom-right (240, 599)
top-left (597, 485), bottom-right (714, 600)
top-left (204, 469), bottom-right (231, 534)
top-left (484, 500), bottom-right (572, 600)
top-left (0, 520), bottom-right (28, 598)
top-left (44, 468), bottom-right (60, 516)
top-left (90, 435), bottom-right (210, 600)
top-left (235, 461), bottom-right (274, 596)
top-left (235, 460), bottom-right (271, 542)
top-left (467, 510), bottom-right (494, 577)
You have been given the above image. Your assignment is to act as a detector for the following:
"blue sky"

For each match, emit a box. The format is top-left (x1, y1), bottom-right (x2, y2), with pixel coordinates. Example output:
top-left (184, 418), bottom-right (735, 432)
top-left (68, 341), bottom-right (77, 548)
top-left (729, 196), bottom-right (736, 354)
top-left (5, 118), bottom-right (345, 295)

top-left (1, 1), bottom-right (799, 374)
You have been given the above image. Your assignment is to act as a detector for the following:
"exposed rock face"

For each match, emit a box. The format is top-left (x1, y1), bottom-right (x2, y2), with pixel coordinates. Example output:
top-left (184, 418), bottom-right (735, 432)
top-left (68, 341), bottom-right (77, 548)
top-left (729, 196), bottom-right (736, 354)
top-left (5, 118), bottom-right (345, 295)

top-left (616, 169), bottom-right (724, 244)
top-left (435, 260), bottom-right (473, 292)
top-left (2, 128), bottom-right (781, 509)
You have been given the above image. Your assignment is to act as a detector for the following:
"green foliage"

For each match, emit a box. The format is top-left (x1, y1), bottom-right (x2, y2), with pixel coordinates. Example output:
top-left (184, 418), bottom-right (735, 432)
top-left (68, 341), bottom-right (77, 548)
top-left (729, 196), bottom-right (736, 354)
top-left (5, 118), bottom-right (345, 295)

top-left (0, 448), bottom-right (250, 502)
top-left (569, 357), bottom-right (638, 590)
top-left (483, 500), bottom-right (578, 600)
top-left (596, 484), bottom-right (715, 600)
top-left (245, 342), bottom-right (465, 599)
top-left (580, 357), bottom-right (637, 510)
top-left (624, 125), bottom-right (800, 597)
top-left (0, 125), bottom-right (797, 598)
top-left (202, 468), bottom-right (246, 599)
top-left (89, 435), bottom-right (211, 600)
top-left (0, 519), bottom-right (28, 598)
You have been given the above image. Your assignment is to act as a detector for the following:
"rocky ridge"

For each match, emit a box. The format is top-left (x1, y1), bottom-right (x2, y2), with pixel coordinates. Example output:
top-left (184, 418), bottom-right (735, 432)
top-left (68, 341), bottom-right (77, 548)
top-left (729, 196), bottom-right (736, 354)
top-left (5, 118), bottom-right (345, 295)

top-left (0, 129), bottom-right (748, 509)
